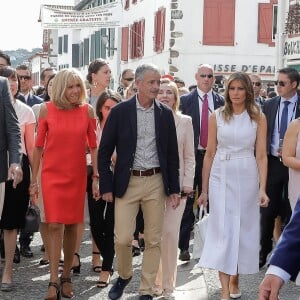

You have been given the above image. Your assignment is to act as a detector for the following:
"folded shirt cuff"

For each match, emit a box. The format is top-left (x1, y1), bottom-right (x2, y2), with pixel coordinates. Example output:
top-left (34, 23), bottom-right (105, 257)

top-left (266, 265), bottom-right (291, 283)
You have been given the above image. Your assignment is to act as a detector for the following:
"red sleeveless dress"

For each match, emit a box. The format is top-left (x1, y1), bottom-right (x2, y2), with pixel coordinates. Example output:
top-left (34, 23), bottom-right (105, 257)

top-left (36, 102), bottom-right (97, 224)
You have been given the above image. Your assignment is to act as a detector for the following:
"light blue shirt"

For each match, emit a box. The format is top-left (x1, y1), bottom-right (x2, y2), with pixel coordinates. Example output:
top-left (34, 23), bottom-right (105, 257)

top-left (270, 93), bottom-right (298, 156)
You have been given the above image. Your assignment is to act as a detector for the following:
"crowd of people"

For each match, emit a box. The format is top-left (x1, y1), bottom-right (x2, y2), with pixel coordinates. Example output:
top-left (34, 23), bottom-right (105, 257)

top-left (1, 47), bottom-right (300, 300)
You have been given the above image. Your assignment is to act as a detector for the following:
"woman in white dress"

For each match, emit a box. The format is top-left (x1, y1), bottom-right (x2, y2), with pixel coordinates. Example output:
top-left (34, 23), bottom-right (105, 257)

top-left (198, 72), bottom-right (269, 300)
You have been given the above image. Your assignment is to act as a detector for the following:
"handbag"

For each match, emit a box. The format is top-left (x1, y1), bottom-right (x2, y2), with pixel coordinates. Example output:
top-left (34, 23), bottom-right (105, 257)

top-left (24, 202), bottom-right (41, 232)
top-left (193, 205), bottom-right (209, 259)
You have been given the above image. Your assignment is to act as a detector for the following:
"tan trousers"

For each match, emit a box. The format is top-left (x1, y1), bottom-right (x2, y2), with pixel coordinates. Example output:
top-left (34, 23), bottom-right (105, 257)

top-left (155, 197), bottom-right (186, 293)
top-left (114, 173), bottom-right (166, 295)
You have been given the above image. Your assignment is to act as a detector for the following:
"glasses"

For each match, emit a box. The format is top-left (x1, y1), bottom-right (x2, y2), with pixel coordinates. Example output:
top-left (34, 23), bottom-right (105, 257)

top-left (274, 80), bottom-right (288, 87)
top-left (19, 75), bottom-right (31, 81)
top-left (199, 74), bottom-right (213, 78)
top-left (252, 82), bottom-right (261, 87)
top-left (124, 77), bottom-right (134, 81)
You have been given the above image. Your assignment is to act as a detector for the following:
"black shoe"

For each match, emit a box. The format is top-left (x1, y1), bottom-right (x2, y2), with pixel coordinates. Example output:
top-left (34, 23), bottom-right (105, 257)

top-left (132, 245), bottom-right (141, 257)
top-left (139, 295), bottom-right (153, 300)
top-left (259, 253), bottom-right (267, 269)
top-left (108, 276), bottom-right (132, 300)
top-left (71, 252), bottom-right (81, 275)
top-left (179, 250), bottom-right (190, 261)
top-left (13, 245), bottom-right (20, 264)
top-left (20, 245), bottom-right (33, 258)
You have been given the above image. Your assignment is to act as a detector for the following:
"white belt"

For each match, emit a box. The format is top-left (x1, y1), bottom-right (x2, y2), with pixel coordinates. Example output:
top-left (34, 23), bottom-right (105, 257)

top-left (218, 151), bottom-right (253, 161)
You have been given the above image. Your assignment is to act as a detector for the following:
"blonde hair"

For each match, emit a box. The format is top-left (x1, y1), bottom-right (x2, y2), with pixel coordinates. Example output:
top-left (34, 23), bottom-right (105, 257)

top-left (160, 78), bottom-right (180, 112)
top-left (52, 69), bottom-right (87, 109)
top-left (221, 72), bottom-right (260, 122)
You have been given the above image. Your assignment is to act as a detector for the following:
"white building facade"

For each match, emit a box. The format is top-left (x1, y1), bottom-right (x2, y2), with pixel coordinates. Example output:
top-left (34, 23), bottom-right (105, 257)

top-left (39, 0), bottom-right (278, 90)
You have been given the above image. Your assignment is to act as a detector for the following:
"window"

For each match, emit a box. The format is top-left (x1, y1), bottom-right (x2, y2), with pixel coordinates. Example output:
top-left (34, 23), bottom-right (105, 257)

top-left (124, 0), bottom-right (129, 10)
top-left (154, 7), bottom-right (166, 53)
top-left (203, 0), bottom-right (235, 46)
top-left (121, 26), bottom-right (129, 61)
top-left (130, 19), bottom-right (145, 59)
top-left (258, 0), bottom-right (278, 46)
top-left (63, 35), bottom-right (68, 53)
top-left (108, 28), bottom-right (115, 57)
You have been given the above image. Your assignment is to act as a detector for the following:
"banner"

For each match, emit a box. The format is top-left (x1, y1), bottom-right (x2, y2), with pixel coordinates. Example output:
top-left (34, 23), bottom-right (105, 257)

top-left (41, 2), bottom-right (122, 29)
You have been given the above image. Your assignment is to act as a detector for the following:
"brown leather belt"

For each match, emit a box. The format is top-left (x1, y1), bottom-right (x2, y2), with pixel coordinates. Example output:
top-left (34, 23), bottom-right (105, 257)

top-left (131, 167), bottom-right (161, 177)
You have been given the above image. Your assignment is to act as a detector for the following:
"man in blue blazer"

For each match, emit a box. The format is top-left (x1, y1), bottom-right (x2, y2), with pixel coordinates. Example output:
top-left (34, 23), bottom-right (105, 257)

top-left (260, 67), bottom-right (300, 269)
top-left (178, 64), bottom-right (224, 261)
top-left (16, 64), bottom-right (43, 107)
top-left (99, 63), bottom-right (180, 300)
top-left (259, 197), bottom-right (300, 299)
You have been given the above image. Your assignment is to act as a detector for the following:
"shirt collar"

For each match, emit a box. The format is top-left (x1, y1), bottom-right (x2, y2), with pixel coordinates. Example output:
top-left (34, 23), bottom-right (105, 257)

top-left (280, 93), bottom-right (298, 105)
top-left (135, 95), bottom-right (155, 111)
top-left (197, 87), bottom-right (212, 99)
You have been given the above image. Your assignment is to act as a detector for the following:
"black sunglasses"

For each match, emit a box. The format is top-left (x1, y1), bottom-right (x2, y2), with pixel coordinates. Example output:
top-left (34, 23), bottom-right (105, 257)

top-left (19, 75), bottom-right (31, 81)
top-left (199, 74), bottom-right (213, 78)
top-left (252, 82), bottom-right (261, 87)
top-left (124, 77), bottom-right (134, 81)
top-left (274, 80), bottom-right (287, 87)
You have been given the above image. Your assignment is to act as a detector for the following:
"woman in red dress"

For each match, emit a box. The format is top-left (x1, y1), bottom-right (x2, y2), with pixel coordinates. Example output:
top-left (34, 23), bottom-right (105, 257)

top-left (30, 68), bottom-right (99, 300)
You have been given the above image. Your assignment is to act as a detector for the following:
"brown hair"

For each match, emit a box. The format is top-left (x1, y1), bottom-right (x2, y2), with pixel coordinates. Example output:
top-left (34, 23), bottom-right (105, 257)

top-left (221, 72), bottom-right (260, 122)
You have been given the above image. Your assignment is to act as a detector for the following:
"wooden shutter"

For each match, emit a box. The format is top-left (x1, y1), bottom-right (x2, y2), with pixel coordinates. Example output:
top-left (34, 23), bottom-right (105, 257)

top-left (137, 19), bottom-right (145, 57)
top-left (130, 24), bottom-right (135, 59)
top-left (258, 2), bottom-right (276, 46)
top-left (72, 44), bottom-right (79, 68)
top-left (203, 0), bottom-right (235, 46)
top-left (154, 8), bottom-right (166, 53)
top-left (121, 26), bottom-right (129, 61)
top-left (84, 38), bottom-right (89, 66)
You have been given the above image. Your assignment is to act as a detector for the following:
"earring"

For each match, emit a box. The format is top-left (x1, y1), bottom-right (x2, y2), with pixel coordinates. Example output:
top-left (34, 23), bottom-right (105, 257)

top-left (93, 81), bottom-right (98, 87)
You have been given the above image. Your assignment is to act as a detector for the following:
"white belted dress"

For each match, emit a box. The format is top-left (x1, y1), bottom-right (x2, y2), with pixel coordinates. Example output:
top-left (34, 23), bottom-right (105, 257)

top-left (199, 109), bottom-right (260, 275)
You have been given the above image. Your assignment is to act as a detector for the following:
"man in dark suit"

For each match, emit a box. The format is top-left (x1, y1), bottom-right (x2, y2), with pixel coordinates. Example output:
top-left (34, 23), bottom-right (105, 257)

top-left (250, 74), bottom-right (265, 108)
top-left (260, 67), bottom-right (300, 268)
top-left (99, 64), bottom-right (180, 300)
top-left (259, 197), bottom-right (300, 300)
top-left (0, 76), bottom-right (23, 193)
top-left (178, 64), bottom-right (224, 261)
top-left (16, 64), bottom-right (43, 107)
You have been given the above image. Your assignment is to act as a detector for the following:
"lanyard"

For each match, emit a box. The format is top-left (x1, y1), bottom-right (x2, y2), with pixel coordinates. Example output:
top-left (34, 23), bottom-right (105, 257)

top-left (277, 100), bottom-right (297, 135)
top-left (198, 93), bottom-right (213, 113)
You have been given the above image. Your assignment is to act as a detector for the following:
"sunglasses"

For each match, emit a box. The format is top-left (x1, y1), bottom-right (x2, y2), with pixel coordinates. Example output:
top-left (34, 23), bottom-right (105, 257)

top-left (199, 74), bottom-right (213, 78)
top-left (124, 77), bottom-right (134, 81)
top-left (252, 82), bottom-right (261, 87)
top-left (274, 80), bottom-right (288, 87)
top-left (19, 75), bottom-right (31, 81)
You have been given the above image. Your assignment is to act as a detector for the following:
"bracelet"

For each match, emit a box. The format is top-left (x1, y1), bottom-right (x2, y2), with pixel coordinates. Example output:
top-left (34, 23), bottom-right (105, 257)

top-left (92, 174), bottom-right (99, 179)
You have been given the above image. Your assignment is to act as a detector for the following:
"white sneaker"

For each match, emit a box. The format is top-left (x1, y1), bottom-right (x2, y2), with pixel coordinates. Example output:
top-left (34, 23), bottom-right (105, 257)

top-left (163, 291), bottom-right (175, 299)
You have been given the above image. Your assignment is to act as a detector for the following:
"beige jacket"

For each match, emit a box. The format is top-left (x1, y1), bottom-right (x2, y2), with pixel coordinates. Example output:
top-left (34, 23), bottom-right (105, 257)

top-left (174, 112), bottom-right (195, 190)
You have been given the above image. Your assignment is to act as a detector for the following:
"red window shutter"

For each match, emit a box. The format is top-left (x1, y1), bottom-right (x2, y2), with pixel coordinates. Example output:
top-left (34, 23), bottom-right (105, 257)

top-left (130, 24), bottom-right (135, 59)
top-left (121, 26), bottom-right (129, 61)
top-left (124, 0), bottom-right (129, 10)
top-left (154, 10), bottom-right (162, 52)
top-left (138, 19), bottom-right (145, 57)
top-left (159, 8), bottom-right (166, 52)
top-left (258, 3), bottom-right (275, 46)
top-left (203, 0), bottom-right (235, 46)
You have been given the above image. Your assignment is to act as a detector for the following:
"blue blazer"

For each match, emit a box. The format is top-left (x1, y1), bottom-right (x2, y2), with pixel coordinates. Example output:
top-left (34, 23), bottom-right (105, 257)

top-left (262, 95), bottom-right (300, 154)
top-left (98, 96), bottom-right (180, 198)
top-left (269, 197), bottom-right (300, 281)
top-left (26, 94), bottom-right (43, 107)
top-left (180, 89), bottom-right (224, 151)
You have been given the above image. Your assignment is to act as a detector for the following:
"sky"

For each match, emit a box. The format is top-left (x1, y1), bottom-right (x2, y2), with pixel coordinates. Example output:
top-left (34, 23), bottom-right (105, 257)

top-left (0, 0), bottom-right (74, 51)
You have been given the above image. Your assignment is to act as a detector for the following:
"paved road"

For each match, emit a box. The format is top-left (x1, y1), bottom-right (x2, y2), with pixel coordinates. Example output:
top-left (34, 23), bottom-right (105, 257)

top-left (0, 225), bottom-right (299, 299)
